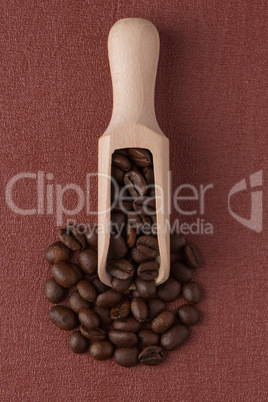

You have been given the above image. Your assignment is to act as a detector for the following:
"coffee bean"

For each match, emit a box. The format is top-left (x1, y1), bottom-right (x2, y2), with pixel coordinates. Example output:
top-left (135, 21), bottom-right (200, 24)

top-left (170, 261), bottom-right (193, 282)
top-left (123, 170), bottom-right (147, 198)
top-left (78, 308), bottom-right (100, 329)
top-left (130, 247), bottom-right (150, 263)
top-left (183, 244), bottom-right (202, 269)
top-left (133, 196), bottom-right (156, 216)
top-left (49, 306), bottom-right (78, 331)
top-left (78, 248), bottom-right (97, 275)
top-left (89, 340), bottom-right (114, 361)
top-left (138, 329), bottom-right (159, 347)
top-left (111, 211), bottom-right (127, 234)
top-left (139, 346), bottom-right (164, 366)
top-left (44, 242), bottom-right (70, 265)
top-left (68, 263), bottom-right (84, 281)
top-left (84, 225), bottom-right (98, 248)
top-left (59, 225), bottom-right (86, 251)
top-left (96, 289), bottom-right (122, 308)
top-left (114, 347), bottom-right (139, 367)
top-left (114, 148), bottom-right (128, 156)
top-left (126, 224), bottom-right (136, 247)
top-left (157, 278), bottom-right (181, 303)
top-left (69, 331), bottom-right (88, 353)
top-left (91, 277), bottom-right (110, 294)
top-left (69, 291), bottom-right (91, 313)
top-left (136, 235), bottom-right (159, 258)
top-left (170, 233), bottom-right (187, 254)
top-left (135, 278), bottom-right (156, 298)
top-left (80, 325), bottom-right (106, 341)
top-left (112, 316), bottom-right (141, 332)
top-left (142, 167), bottom-right (154, 185)
top-left (182, 282), bottom-right (201, 304)
top-left (137, 261), bottom-right (159, 281)
top-left (111, 277), bottom-right (133, 293)
top-left (51, 261), bottom-right (79, 288)
top-left (160, 324), bottom-right (189, 351)
top-left (111, 165), bottom-right (125, 183)
top-left (108, 234), bottom-right (128, 260)
top-left (147, 299), bottom-right (166, 320)
top-left (76, 280), bottom-right (97, 302)
top-left (151, 310), bottom-right (175, 334)
top-left (108, 330), bottom-right (138, 347)
top-left (107, 259), bottom-right (134, 280)
top-left (127, 148), bottom-right (152, 167)
top-left (93, 305), bottom-right (113, 326)
top-left (127, 212), bottom-right (151, 230)
top-left (44, 278), bottom-right (67, 303)
top-left (112, 153), bottom-right (132, 171)
top-left (131, 298), bottom-right (148, 322)
top-left (110, 299), bottom-right (130, 320)
top-left (177, 305), bottom-right (200, 326)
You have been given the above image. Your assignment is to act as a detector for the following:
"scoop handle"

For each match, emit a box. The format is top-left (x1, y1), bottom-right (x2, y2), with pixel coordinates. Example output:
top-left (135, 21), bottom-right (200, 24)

top-left (107, 18), bottom-right (161, 133)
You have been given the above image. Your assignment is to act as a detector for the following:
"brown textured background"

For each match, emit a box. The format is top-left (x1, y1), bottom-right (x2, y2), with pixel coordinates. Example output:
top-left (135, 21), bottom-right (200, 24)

top-left (1, 1), bottom-right (267, 401)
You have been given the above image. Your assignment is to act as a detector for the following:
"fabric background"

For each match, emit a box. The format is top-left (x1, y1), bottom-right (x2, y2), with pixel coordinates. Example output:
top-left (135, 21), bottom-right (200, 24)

top-left (1, 1), bottom-right (267, 401)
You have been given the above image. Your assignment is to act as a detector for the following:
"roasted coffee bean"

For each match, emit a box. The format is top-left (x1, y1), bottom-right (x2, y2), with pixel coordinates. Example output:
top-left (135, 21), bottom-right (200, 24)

top-left (108, 234), bottom-right (128, 260)
top-left (170, 233), bottom-right (187, 254)
top-left (89, 340), bottom-right (114, 361)
top-left (110, 299), bottom-right (130, 320)
top-left (131, 289), bottom-right (141, 298)
top-left (170, 261), bottom-right (193, 282)
top-left (142, 167), bottom-right (154, 185)
top-left (113, 199), bottom-right (133, 213)
top-left (84, 225), bottom-right (98, 248)
top-left (49, 306), bottom-right (78, 331)
top-left (112, 316), bottom-right (142, 332)
top-left (96, 289), bottom-right (122, 308)
top-left (76, 280), bottom-right (97, 302)
top-left (59, 225), bottom-right (86, 251)
top-left (177, 305), bottom-right (200, 326)
top-left (78, 248), bottom-right (97, 275)
top-left (133, 196), bottom-right (156, 216)
top-left (157, 278), bottom-right (181, 303)
top-left (139, 346), bottom-right (164, 366)
top-left (93, 305), bottom-right (113, 326)
top-left (114, 347), bottom-right (139, 367)
top-left (69, 291), bottom-right (91, 313)
top-left (108, 330), bottom-right (138, 347)
top-left (114, 148), bottom-right (128, 156)
top-left (138, 329), bottom-right (159, 347)
top-left (128, 212), bottom-right (151, 230)
top-left (123, 170), bottom-right (147, 198)
top-left (107, 259), bottom-right (134, 280)
top-left (137, 261), bottom-right (159, 281)
top-left (161, 324), bottom-right (189, 351)
top-left (126, 224), bottom-right (136, 247)
top-left (111, 165), bottom-right (125, 183)
top-left (151, 310), bottom-right (176, 334)
top-left (131, 298), bottom-right (148, 322)
top-left (78, 308), bottom-right (100, 329)
top-left (183, 244), bottom-right (202, 269)
top-left (112, 153), bottom-right (132, 171)
top-left (130, 247), bottom-right (150, 263)
top-left (136, 236), bottom-right (159, 258)
top-left (44, 242), bottom-right (70, 265)
top-left (127, 148), bottom-right (152, 167)
top-left (51, 261), bottom-right (79, 288)
top-left (111, 277), bottom-right (133, 294)
top-left (69, 331), bottom-right (88, 354)
top-left (68, 263), bottom-right (84, 281)
top-left (92, 277), bottom-right (110, 294)
top-left (44, 277), bottom-right (67, 303)
top-left (111, 211), bottom-right (127, 234)
top-left (80, 325), bottom-right (106, 341)
top-left (135, 278), bottom-right (156, 298)
top-left (147, 299), bottom-right (166, 320)
top-left (182, 282), bottom-right (201, 304)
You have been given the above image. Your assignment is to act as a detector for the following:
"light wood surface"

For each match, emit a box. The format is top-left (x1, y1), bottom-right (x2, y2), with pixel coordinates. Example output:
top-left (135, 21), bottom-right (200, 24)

top-left (98, 18), bottom-right (170, 287)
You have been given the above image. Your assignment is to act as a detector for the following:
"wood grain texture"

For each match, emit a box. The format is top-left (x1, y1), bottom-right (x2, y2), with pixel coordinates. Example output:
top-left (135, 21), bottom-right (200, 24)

top-left (1, 1), bottom-right (267, 401)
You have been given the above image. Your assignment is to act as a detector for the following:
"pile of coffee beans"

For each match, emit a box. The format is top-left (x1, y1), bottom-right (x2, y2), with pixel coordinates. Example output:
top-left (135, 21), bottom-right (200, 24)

top-left (44, 226), bottom-right (203, 367)
top-left (108, 148), bottom-right (159, 293)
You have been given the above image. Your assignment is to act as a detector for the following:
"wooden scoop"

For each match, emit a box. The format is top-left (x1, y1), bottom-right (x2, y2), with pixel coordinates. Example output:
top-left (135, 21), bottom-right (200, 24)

top-left (98, 18), bottom-right (170, 287)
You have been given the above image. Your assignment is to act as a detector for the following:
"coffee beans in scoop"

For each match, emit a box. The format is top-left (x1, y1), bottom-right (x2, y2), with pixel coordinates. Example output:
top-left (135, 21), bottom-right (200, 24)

top-left (44, 225), bottom-right (203, 367)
